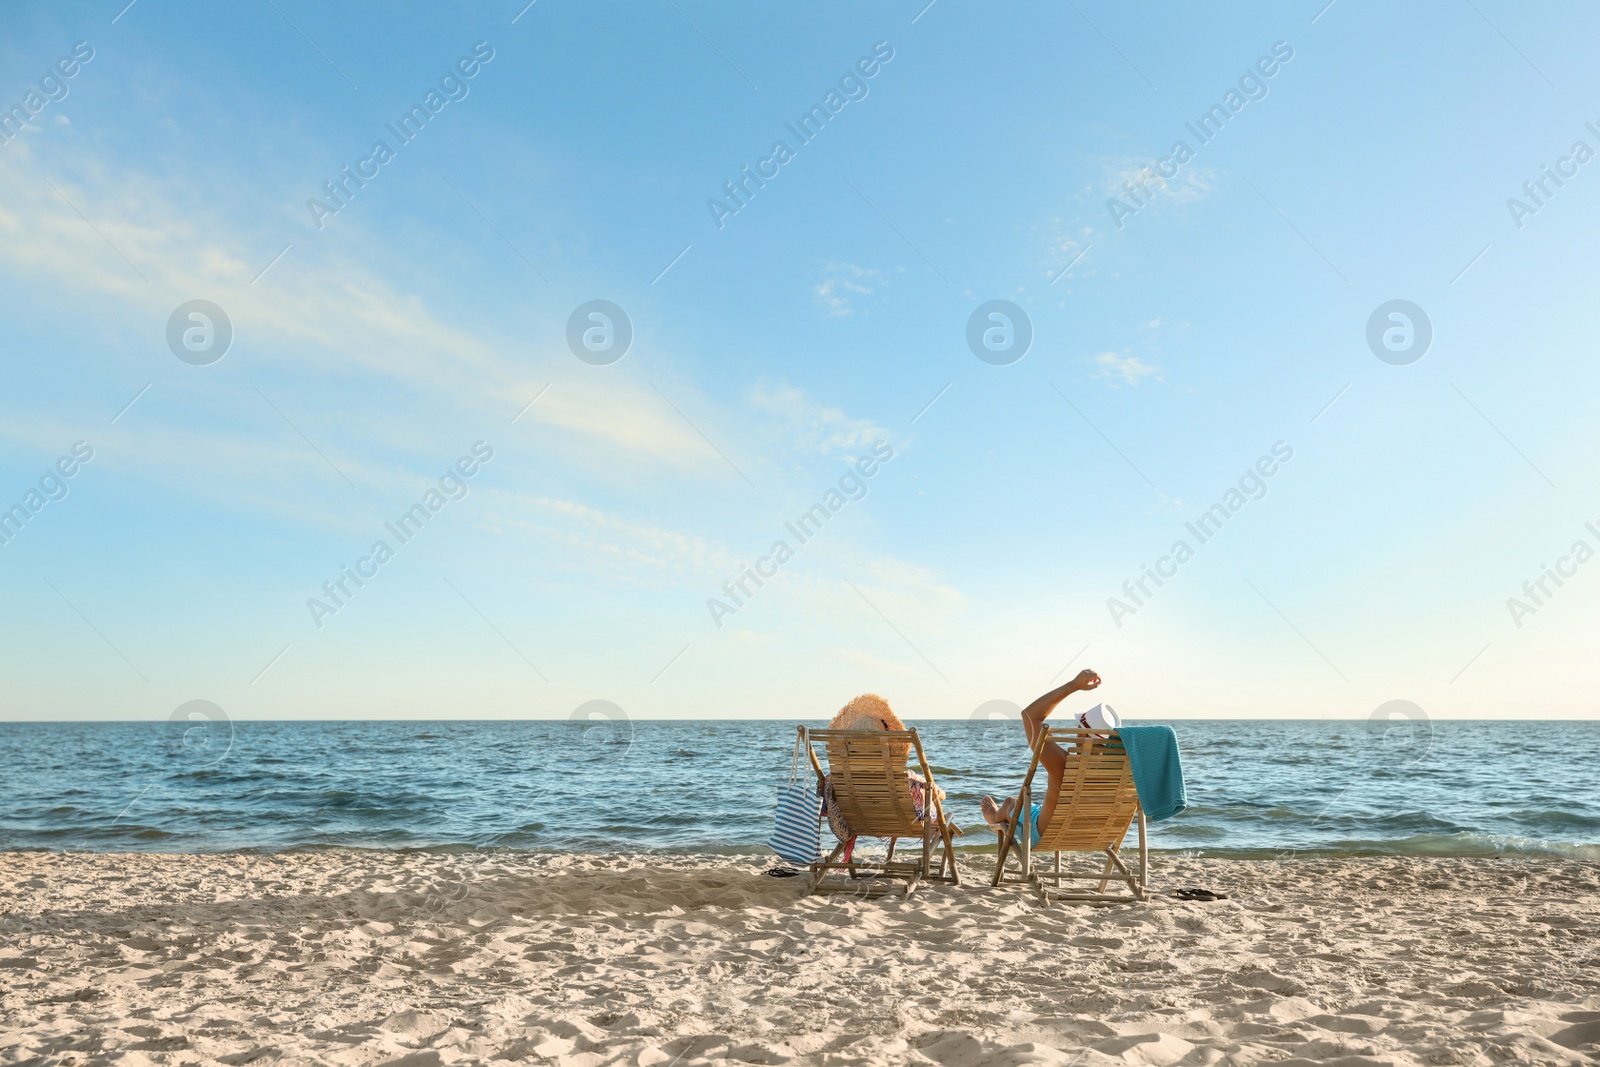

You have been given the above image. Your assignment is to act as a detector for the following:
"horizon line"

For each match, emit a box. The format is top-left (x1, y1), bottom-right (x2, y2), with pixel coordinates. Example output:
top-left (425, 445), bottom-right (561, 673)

top-left (0, 716), bottom-right (1593, 724)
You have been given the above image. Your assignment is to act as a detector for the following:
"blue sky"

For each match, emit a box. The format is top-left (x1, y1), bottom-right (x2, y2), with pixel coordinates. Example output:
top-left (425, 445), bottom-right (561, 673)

top-left (2, 0), bottom-right (1598, 722)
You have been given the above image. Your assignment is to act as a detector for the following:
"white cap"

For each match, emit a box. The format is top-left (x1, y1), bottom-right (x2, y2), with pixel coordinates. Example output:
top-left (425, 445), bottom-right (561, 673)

top-left (1076, 703), bottom-right (1120, 732)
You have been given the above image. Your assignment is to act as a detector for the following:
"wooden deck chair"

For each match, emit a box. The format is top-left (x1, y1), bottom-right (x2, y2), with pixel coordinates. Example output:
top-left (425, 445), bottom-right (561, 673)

top-left (990, 728), bottom-right (1147, 904)
top-left (800, 726), bottom-right (961, 895)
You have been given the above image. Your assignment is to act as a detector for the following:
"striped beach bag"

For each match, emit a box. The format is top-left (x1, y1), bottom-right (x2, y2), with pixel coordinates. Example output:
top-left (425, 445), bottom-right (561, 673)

top-left (767, 733), bottom-right (822, 865)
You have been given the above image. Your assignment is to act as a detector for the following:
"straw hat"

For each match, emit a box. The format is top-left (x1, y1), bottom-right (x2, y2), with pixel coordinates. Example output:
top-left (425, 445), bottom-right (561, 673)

top-left (827, 693), bottom-right (906, 732)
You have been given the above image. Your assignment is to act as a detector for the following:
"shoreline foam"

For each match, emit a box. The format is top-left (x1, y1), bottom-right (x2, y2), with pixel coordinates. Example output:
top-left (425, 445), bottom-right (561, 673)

top-left (5, 829), bottom-right (1598, 862)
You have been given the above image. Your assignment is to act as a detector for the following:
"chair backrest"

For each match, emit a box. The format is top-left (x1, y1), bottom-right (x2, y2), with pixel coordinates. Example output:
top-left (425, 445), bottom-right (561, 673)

top-left (1030, 728), bottom-right (1140, 852)
top-left (805, 728), bottom-right (927, 838)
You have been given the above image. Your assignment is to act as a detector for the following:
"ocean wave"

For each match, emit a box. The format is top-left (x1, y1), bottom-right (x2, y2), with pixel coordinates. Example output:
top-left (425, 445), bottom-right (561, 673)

top-left (1506, 808), bottom-right (1600, 831)
top-left (3, 719), bottom-right (1597, 857)
top-left (20, 831), bottom-right (1596, 860)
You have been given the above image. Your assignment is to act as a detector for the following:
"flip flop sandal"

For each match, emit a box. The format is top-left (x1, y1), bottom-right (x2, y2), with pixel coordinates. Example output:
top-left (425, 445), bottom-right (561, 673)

top-left (763, 866), bottom-right (804, 878)
top-left (1172, 887), bottom-right (1229, 901)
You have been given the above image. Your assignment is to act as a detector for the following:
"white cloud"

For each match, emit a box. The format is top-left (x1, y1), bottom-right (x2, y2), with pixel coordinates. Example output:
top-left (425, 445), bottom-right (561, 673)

top-left (747, 383), bottom-right (893, 457)
top-left (485, 491), bottom-right (736, 582)
top-left (812, 261), bottom-right (888, 317)
top-left (1150, 490), bottom-right (1187, 515)
top-left (482, 489), bottom-right (965, 634)
top-left (0, 141), bottom-right (739, 495)
top-left (1104, 158), bottom-right (1216, 207)
top-left (0, 407), bottom-right (398, 536)
top-left (1038, 220), bottom-right (1097, 283)
top-left (1094, 351), bottom-right (1161, 386)
top-left (820, 552), bottom-right (964, 628)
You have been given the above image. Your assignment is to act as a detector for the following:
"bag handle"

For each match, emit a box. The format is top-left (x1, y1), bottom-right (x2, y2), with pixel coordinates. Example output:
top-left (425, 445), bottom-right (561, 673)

top-left (786, 726), bottom-right (805, 785)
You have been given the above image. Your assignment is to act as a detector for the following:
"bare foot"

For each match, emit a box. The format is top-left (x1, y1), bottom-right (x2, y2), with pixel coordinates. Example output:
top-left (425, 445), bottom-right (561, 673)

top-left (981, 796), bottom-right (1017, 828)
top-left (981, 796), bottom-right (1001, 825)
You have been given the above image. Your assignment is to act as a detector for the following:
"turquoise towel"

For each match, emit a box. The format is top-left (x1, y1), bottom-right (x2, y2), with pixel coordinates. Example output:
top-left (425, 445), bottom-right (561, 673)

top-left (1118, 726), bottom-right (1187, 822)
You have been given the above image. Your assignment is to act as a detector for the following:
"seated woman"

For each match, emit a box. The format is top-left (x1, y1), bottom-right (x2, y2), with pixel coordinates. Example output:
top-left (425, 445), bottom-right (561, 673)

top-left (980, 669), bottom-right (1106, 843)
top-left (819, 693), bottom-right (945, 854)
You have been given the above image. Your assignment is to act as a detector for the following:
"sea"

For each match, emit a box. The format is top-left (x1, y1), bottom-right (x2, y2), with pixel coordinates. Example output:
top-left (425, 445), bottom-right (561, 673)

top-left (2, 719), bottom-right (1596, 859)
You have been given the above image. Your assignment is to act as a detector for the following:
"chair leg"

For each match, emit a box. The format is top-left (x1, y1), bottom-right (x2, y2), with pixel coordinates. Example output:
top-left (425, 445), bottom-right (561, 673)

top-left (1137, 809), bottom-right (1149, 900)
top-left (944, 819), bottom-right (961, 886)
top-left (991, 817), bottom-right (1015, 887)
top-left (1018, 786), bottom-right (1032, 882)
top-left (810, 840), bottom-right (847, 892)
top-left (1102, 848), bottom-right (1139, 897)
top-left (1096, 850), bottom-right (1116, 894)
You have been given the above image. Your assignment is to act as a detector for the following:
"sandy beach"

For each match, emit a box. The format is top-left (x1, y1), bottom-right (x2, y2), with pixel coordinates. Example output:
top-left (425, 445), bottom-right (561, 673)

top-left (1, 852), bottom-right (1596, 1066)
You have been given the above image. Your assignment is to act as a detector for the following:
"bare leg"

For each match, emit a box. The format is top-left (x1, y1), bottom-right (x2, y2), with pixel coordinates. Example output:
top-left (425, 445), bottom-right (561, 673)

top-left (981, 795), bottom-right (1017, 827)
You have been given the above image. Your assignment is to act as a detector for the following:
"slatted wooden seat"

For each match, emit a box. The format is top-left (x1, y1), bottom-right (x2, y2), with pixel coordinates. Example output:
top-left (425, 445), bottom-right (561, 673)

top-left (800, 726), bottom-right (960, 895)
top-left (991, 728), bottom-right (1147, 904)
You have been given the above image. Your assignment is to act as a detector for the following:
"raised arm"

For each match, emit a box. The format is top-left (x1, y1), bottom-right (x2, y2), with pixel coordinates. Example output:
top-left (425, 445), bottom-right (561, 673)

top-left (979, 670), bottom-right (1105, 833)
top-left (1020, 669), bottom-right (1101, 752)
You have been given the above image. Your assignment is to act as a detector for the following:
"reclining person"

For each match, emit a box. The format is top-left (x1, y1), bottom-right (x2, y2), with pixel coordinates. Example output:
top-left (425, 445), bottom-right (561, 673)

top-left (980, 669), bottom-right (1107, 843)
